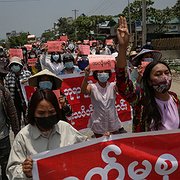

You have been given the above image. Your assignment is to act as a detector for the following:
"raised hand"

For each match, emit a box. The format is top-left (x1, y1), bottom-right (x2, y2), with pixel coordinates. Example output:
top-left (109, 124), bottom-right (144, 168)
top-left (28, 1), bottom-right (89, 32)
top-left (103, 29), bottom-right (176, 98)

top-left (84, 65), bottom-right (90, 77)
top-left (117, 16), bottom-right (130, 48)
top-left (116, 16), bottom-right (130, 68)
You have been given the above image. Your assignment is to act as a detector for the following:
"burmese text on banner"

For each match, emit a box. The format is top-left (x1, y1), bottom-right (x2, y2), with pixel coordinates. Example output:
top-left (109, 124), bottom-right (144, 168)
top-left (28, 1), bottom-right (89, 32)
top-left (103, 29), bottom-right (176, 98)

top-left (24, 73), bottom-right (132, 130)
top-left (32, 130), bottom-right (180, 180)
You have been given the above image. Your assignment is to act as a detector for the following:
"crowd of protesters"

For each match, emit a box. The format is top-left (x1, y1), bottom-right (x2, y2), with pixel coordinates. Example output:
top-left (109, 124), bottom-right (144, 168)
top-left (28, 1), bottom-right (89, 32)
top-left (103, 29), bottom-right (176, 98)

top-left (0, 16), bottom-right (179, 179)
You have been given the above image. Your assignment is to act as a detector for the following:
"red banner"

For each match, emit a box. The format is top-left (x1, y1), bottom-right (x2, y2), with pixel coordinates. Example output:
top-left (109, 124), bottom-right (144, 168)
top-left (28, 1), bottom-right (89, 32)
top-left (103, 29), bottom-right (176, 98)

top-left (32, 130), bottom-right (180, 180)
top-left (27, 58), bottom-right (37, 67)
top-left (25, 73), bottom-right (131, 130)
top-left (59, 73), bottom-right (131, 130)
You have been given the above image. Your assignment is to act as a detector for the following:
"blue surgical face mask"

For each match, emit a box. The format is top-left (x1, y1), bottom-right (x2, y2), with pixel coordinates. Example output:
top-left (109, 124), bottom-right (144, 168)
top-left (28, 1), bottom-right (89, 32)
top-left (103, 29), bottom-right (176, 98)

top-left (30, 54), bottom-right (36, 58)
top-left (143, 58), bottom-right (153, 62)
top-left (11, 65), bottom-right (21, 73)
top-left (52, 54), bottom-right (59, 61)
top-left (23, 50), bottom-right (26, 55)
top-left (97, 72), bottom-right (109, 83)
top-left (64, 61), bottom-right (74, 69)
top-left (39, 81), bottom-right (53, 90)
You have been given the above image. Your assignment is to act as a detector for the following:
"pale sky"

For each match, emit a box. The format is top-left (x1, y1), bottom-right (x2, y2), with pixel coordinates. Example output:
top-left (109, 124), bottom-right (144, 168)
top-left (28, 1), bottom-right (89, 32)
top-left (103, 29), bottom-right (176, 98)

top-left (0, 0), bottom-right (177, 39)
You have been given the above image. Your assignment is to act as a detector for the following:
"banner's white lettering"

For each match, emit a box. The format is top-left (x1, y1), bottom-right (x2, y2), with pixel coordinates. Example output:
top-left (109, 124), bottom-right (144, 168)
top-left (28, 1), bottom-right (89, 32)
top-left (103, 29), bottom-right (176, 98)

top-left (64, 145), bottom-right (178, 179)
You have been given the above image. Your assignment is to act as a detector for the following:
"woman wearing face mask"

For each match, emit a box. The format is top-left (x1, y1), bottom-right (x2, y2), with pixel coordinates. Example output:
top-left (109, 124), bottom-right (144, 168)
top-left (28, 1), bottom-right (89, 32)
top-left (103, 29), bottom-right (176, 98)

top-left (28, 69), bottom-right (72, 122)
top-left (129, 49), bottom-right (162, 86)
top-left (139, 61), bottom-right (180, 131)
top-left (40, 51), bottom-right (64, 76)
top-left (5, 56), bottom-right (31, 127)
top-left (60, 53), bottom-right (81, 74)
top-left (6, 89), bottom-right (87, 179)
top-left (81, 66), bottom-right (127, 138)
top-left (115, 16), bottom-right (180, 132)
top-left (27, 49), bottom-right (39, 74)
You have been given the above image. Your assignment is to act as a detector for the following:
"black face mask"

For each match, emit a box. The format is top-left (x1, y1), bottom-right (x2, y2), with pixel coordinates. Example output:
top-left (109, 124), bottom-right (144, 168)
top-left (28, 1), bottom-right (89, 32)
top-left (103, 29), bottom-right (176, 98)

top-left (35, 114), bottom-right (59, 130)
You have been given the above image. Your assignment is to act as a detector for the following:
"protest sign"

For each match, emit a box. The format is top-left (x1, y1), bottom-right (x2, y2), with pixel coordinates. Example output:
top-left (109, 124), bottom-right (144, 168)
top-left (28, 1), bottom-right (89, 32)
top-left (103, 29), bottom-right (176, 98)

top-left (33, 130), bottom-right (180, 180)
top-left (9, 48), bottom-right (23, 59)
top-left (78, 45), bottom-right (90, 55)
top-left (47, 41), bottom-right (62, 52)
top-left (89, 55), bottom-right (115, 71)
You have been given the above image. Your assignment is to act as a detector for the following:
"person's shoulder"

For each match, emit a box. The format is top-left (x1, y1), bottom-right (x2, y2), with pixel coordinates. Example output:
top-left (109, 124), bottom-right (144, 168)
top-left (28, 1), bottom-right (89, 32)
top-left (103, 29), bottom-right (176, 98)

top-left (57, 120), bottom-right (71, 128)
top-left (45, 54), bottom-right (51, 60)
top-left (90, 82), bottom-right (97, 88)
top-left (15, 124), bottom-right (32, 138)
top-left (169, 91), bottom-right (179, 102)
top-left (56, 121), bottom-right (77, 134)
top-left (73, 65), bottom-right (81, 72)
top-left (5, 72), bottom-right (11, 78)
top-left (169, 91), bottom-right (178, 97)
top-left (109, 81), bottom-right (116, 88)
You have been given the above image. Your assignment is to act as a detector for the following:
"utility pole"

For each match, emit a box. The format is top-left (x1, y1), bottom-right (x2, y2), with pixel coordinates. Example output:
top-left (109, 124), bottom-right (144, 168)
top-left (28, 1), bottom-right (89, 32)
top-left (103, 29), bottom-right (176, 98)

top-left (128, 0), bottom-right (132, 35)
top-left (142, 0), bottom-right (147, 46)
top-left (72, 9), bottom-right (79, 20)
top-left (72, 9), bottom-right (79, 40)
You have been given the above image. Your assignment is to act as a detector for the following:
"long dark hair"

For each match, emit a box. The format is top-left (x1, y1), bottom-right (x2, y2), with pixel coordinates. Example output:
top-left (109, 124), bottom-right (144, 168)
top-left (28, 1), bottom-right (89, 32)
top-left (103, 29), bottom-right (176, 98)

top-left (27, 89), bottom-right (62, 125)
top-left (50, 52), bottom-right (62, 63)
top-left (142, 61), bottom-right (171, 130)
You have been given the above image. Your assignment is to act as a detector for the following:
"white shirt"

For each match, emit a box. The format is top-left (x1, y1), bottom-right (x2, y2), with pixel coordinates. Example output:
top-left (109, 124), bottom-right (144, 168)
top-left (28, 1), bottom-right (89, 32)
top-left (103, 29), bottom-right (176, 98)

top-left (40, 54), bottom-right (64, 75)
top-left (6, 121), bottom-right (87, 180)
top-left (89, 82), bottom-right (122, 134)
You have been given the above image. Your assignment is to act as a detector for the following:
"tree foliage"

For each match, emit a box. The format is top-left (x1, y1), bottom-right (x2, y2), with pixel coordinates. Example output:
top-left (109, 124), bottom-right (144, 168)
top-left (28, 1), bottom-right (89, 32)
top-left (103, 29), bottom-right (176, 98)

top-left (56, 17), bottom-right (75, 37)
top-left (2, 0), bottom-right (178, 45)
top-left (172, 0), bottom-right (180, 18)
top-left (74, 15), bottom-right (112, 40)
top-left (7, 32), bottom-right (28, 48)
top-left (122, 0), bottom-right (174, 33)
top-left (148, 7), bottom-right (173, 33)
top-left (52, 15), bottom-right (113, 41)
top-left (41, 31), bottom-right (55, 42)
top-left (122, 0), bottom-right (154, 22)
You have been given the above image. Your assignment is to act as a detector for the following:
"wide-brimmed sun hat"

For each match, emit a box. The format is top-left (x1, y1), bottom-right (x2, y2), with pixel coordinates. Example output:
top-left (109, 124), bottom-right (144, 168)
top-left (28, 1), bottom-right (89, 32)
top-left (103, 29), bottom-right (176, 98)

top-left (130, 49), bottom-right (162, 67)
top-left (28, 69), bottom-right (63, 89)
top-left (8, 56), bottom-right (23, 67)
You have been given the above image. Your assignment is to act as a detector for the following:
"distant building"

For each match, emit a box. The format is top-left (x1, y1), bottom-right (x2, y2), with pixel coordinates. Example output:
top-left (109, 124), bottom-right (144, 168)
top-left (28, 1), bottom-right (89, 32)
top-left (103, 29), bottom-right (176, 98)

top-left (6, 30), bottom-right (18, 38)
top-left (98, 17), bottom-right (118, 37)
top-left (6, 30), bottom-right (29, 39)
